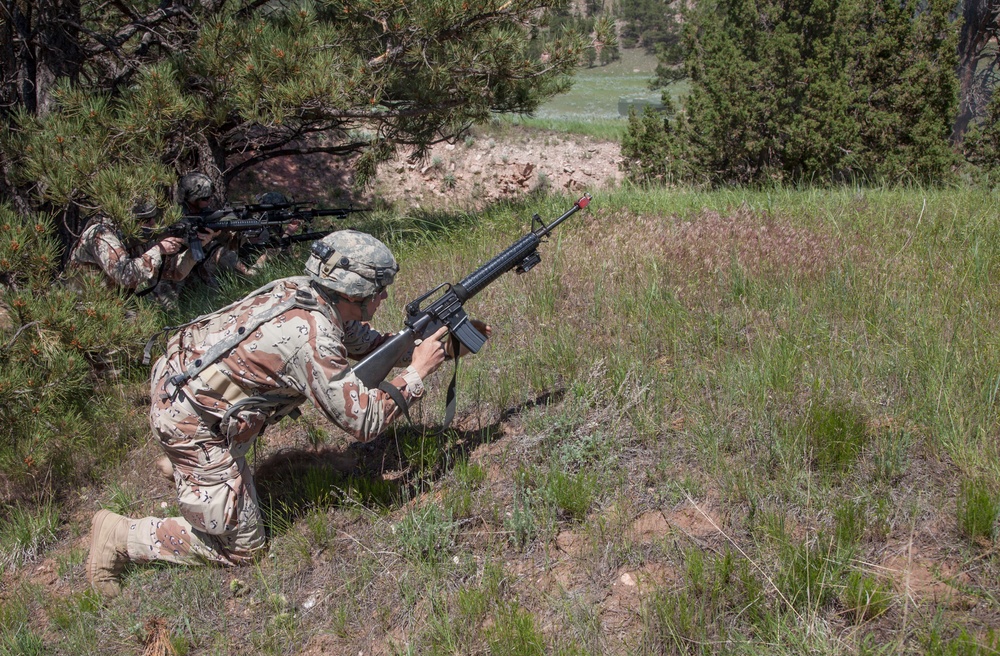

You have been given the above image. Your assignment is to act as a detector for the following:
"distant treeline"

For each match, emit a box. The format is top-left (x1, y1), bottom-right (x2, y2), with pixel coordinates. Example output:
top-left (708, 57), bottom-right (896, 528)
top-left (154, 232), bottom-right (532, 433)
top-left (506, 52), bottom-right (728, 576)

top-left (622, 0), bottom-right (1000, 187)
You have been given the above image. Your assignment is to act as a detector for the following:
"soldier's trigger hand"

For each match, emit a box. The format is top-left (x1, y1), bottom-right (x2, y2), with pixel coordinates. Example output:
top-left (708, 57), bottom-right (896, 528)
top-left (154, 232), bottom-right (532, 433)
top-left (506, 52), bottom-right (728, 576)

top-left (411, 327), bottom-right (449, 379)
top-left (157, 236), bottom-right (186, 256)
top-left (196, 228), bottom-right (221, 246)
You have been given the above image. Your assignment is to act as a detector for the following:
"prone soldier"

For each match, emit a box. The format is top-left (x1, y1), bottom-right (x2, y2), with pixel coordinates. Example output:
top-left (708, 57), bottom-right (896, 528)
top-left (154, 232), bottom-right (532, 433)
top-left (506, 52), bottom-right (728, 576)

top-left (86, 230), bottom-right (490, 596)
top-left (66, 200), bottom-right (187, 293)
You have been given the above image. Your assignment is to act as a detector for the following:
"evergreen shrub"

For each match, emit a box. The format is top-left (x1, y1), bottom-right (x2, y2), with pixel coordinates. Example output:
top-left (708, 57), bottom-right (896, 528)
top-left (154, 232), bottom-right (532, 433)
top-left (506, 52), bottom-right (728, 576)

top-left (624, 0), bottom-right (959, 186)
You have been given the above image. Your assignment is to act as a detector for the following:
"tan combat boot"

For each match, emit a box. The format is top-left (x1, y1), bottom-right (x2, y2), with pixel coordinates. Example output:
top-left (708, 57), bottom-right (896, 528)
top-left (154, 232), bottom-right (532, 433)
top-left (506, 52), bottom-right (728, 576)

top-left (155, 454), bottom-right (174, 481)
top-left (86, 509), bottom-right (130, 598)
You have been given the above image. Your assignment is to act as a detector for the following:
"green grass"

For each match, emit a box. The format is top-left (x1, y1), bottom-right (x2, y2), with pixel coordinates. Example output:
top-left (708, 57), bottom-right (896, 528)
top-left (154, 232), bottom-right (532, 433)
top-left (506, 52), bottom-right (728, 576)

top-left (498, 47), bottom-right (685, 138)
top-left (394, 503), bottom-right (458, 564)
top-left (486, 604), bottom-right (546, 656)
top-left (0, 503), bottom-right (58, 575)
top-left (12, 185), bottom-right (1000, 652)
top-left (957, 477), bottom-right (1000, 544)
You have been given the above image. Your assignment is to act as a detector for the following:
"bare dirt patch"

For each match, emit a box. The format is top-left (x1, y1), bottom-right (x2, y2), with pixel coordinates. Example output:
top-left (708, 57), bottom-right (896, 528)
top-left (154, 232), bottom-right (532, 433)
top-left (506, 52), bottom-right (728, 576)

top-left (231, 128), bottom-right (623, 210)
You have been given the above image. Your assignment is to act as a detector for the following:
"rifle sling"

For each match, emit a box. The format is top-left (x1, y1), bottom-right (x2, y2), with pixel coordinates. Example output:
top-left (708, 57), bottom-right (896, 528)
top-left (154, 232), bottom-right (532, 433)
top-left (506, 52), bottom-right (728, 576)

top-left (134, 255), bottom-right (166, 298)
top-left (443, 334), bottom-right (461, 430)
top-left (378, 381), bottom-right (412, 424)
top-left (378, 334), bottom-right (461, 428)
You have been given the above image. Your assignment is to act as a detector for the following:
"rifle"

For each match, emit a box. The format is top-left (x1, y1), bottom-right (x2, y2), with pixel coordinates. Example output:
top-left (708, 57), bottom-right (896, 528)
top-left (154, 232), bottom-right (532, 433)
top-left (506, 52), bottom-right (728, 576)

top-left (235, 230), bottom-right (336, 265)
top-left (232, 201), bottom-right (367, 222)
top-left (169, 204), bottom-right (365, 262)
top-left (165, 210), bottom-right (290, 263)
top-left (269, 230), bottom-right (335, 249)
top-left (351, 193), bottom-right (591, 426)
top-left (250, 204), bottom-right (366, 250)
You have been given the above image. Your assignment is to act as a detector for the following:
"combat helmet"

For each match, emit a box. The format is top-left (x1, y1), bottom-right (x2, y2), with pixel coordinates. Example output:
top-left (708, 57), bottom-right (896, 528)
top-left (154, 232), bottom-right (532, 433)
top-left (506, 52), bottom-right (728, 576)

top-left (255, 191), bottom-right (290, 207)
top-left (177, 172), bottom-right (214, 204)
top-left (131, 198), bottom-right (161, 221)
top-left (305, 230), bottom-right (398, 300)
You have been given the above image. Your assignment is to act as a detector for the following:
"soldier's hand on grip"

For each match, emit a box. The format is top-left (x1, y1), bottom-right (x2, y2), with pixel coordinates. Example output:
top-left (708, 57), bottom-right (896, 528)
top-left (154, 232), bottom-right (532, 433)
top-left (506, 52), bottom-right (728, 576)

top-left (411, 326), bottom-right (449, 379)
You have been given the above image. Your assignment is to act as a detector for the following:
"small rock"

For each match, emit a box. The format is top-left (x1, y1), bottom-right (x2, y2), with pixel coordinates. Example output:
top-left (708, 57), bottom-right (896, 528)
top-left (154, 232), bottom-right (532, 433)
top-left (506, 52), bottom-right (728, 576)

top-left (230, 578), bottom-right (249, 596)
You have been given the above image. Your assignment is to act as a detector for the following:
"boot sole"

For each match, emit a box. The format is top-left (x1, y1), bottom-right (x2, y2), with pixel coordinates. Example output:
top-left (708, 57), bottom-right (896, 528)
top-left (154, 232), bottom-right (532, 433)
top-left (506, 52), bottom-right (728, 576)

top-left (86, 509), bottom-right (119, 588)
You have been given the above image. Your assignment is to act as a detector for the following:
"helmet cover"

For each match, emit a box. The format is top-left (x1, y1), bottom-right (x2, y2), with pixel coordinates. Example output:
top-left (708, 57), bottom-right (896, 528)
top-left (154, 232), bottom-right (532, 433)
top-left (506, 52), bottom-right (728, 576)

top-left (131, 198), bottom-right (161, 221)
top-left (304, 230), bottom-right (398, 299)
top-left (178, 172), bottom-right (214, 204)
top-left (255, 191), bottom-right (290, 206)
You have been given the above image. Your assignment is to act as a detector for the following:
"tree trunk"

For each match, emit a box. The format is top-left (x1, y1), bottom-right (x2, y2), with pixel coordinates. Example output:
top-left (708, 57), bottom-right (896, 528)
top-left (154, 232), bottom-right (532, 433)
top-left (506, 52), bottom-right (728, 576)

top-left (32, 0), bottom-right (82, 116)
top-left (953, 0), bottom-right (999, 142)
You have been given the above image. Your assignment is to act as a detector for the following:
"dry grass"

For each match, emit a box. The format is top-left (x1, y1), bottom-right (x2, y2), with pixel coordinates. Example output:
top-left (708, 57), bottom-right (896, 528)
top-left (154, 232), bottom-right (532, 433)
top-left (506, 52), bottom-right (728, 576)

top-left (4, 187), bottom-right (1000, 654)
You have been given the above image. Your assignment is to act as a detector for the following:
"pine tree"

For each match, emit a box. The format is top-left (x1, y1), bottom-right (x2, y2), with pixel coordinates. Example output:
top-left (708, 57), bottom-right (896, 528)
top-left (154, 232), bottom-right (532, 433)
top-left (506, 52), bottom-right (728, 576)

top-left (624, 0), bottom-right (959, 186)
top-left (2, 0), bottom-right (586, 234)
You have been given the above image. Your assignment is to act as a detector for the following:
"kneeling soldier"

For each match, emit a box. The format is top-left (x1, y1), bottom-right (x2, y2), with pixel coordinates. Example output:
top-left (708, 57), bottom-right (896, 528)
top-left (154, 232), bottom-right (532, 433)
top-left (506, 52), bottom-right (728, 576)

top-left (86, 230), bottom-right (489, 596)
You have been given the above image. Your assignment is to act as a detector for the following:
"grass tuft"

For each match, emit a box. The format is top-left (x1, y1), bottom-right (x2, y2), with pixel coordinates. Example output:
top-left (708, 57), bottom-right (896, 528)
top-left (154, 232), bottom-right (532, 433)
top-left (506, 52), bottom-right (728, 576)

top-left (395, 503), bottom-right (458, 564)
top-left (803, 399), bottom-right (870, 474)
top-left (956, 477), bottom-right (999, 544)
top-left (543, 466), bottom-right (597, 521)
top-left (486, 604), bottom-right (546, 656)
top-left (0, 503), bottom-right (58, 574)
top-left (843, 570), bottom-right (892, 624)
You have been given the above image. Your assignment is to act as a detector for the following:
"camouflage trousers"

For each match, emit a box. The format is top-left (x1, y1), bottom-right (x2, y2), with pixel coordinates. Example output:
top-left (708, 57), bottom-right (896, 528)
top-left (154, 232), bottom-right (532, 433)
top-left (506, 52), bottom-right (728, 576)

top-left (131, 360), bottom-right (267, 567)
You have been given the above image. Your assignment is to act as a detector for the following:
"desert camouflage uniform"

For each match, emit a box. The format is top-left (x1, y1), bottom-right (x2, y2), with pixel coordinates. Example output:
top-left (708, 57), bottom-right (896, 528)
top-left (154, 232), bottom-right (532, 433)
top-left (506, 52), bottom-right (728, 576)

top-left (129, 276), bottom-right (422, 566)
top-left (67, 219), bottom-right (164, 291)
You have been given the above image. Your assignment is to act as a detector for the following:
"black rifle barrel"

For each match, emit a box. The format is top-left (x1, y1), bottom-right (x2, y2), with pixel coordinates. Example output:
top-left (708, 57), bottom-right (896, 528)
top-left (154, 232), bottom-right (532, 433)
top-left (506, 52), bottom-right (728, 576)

top-left (349, 194), bottom-right (591, 389)
top-left (452, 193), bottom-right (590, 301)
top-left (193, 218), bottom-right (288, 230)
top-left (307, 208), bottom-right (365, 217)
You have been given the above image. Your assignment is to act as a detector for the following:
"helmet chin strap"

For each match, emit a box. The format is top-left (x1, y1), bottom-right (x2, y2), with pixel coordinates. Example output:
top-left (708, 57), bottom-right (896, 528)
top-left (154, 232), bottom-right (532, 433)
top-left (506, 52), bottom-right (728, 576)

top-left (359, 297), bottom-right (374, 321)
top-left (312, 281), bottom-right (375, 321)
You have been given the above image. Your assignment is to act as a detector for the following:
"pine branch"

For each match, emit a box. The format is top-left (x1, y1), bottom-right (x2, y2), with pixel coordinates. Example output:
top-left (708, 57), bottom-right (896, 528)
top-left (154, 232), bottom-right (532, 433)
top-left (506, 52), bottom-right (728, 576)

top-left (80, 4), bottom-right (193, 58)
top-left (234, 0), bottom-right (273, 20)
top-left (224, 141), bottom-right (371, 180)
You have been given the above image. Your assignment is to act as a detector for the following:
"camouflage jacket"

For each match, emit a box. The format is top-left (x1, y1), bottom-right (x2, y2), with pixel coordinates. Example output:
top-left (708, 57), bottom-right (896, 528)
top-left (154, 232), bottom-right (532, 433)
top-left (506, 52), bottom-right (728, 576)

top-left (151, 276), bottom-right (423, 444)
top-left (67, 219), bottom-right (163, 290)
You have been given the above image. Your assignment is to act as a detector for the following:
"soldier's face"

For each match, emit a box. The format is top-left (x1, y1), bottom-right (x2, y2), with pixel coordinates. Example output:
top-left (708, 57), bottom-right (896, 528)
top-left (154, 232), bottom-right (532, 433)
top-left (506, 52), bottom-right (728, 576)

top-left (338, 289), bottom-right (387, 322)
top-left (187, 198), bottom-right (212, 213)
top-left (368, 289), bottom-right (388, 314)
top-left (335, 297), bottom-right (365, 322)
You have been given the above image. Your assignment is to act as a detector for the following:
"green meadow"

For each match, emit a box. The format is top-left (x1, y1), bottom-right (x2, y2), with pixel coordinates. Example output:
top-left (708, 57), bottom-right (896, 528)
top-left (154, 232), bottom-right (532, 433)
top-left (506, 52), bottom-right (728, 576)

top-left (3, 184), bottom-right (1000, 653)
top-left (501, 48), bottom-right (686, 140)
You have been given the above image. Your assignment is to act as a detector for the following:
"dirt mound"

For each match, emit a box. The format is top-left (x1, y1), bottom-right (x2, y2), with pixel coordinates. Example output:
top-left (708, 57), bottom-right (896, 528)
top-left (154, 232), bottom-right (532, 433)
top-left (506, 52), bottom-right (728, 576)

top-left (231, 128), bottom-right (623, 210)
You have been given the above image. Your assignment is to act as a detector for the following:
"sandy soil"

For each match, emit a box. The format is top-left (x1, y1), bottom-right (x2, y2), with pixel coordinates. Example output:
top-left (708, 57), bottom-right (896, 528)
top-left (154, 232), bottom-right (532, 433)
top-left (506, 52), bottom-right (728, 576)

top-left (232, 128), bottom-right (624, 210)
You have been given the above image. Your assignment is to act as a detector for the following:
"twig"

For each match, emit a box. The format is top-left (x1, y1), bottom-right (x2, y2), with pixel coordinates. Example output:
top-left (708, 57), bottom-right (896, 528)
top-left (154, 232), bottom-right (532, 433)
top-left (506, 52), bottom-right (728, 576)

top-left (898, 521), bottom-right (916, 655)
top-left (890, 197), bottom-right (926, 262)
top-left (3, 320), bottom-right (38, 350)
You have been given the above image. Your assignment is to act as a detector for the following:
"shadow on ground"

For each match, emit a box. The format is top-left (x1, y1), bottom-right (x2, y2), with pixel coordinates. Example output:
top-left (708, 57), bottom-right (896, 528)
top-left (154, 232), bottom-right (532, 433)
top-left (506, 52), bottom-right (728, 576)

top-left (254, 389), bottom-right (564, 534)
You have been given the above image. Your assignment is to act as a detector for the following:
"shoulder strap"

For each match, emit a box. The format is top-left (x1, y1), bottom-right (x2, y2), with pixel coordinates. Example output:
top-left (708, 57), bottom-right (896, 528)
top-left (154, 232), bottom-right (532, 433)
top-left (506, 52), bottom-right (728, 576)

top-left (162, 284), bottom-right (321, 400)
top-left (142, 277), bottom-right (296, 365)
top-left (442, 334), bottom-right (461, 429)
top-left (379, 381), bottom-right (412, 423)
